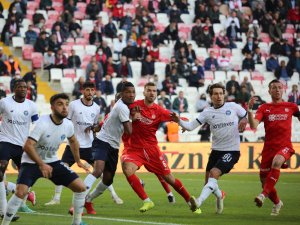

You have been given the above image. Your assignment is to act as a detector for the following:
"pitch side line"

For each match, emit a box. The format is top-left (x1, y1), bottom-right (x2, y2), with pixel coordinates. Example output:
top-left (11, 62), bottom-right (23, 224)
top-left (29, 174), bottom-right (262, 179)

top-left (27, 212), bottom-right (184, 225)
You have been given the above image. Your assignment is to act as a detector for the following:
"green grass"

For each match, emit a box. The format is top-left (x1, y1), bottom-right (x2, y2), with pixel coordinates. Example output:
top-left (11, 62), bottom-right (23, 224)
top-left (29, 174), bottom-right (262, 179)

top-left (5, 173), bottom-right (300, 225)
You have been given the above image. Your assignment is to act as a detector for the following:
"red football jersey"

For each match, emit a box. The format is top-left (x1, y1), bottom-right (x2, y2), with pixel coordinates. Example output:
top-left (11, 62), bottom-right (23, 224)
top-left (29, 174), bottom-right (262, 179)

top-left (128, 100), bottom-right (171, 149)
top-left (255, 102), bottom-right (299, 150)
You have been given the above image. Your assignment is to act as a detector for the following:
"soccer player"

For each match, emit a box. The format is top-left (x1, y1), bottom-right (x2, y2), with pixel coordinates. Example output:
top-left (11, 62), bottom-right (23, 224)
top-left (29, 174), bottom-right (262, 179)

top-left (0, 79), bottom-right (39, 220)
top-left (171, 83), bottom-right (248, 214)
top-left (247, 79), bottom-right (300, 216)
top-left (83, 92), bottom-right (174, 214)
top-left (45, 82), bottom-right (123, 207)
top-left (121, 82), bottom-right (194, 213)
top-left (80, 82), bottom-right (136, 214)
top-left (1, 93), bottom-right (89, 225)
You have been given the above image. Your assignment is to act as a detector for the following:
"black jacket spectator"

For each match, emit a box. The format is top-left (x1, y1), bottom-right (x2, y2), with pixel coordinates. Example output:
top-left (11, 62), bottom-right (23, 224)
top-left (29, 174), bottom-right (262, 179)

top-left (68, 54), bottom-right (81, 68)
top-left (86, 0), bottom-right (101, 20)
top-left (89, 30), bottom-right (103, 45)
top-left (141, 56), bottom-right (155, 77)
top-left (104, 20), bottom-right (118, 39)
top-left (34, 32), bottom-right (49, 54)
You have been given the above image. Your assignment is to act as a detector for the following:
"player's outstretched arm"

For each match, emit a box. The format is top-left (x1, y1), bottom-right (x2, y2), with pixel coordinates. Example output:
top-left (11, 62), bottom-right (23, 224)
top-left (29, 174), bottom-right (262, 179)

top-left (68, 135), bottom-right (90, 173)
top-left (238, 117), bottom-right (248, 132)
top-left (24, 138), bottom-right (53, 178)
top-left (247, 97), bottom-right (260, 129)
top-left (171, 112), bottom-right (200, 131)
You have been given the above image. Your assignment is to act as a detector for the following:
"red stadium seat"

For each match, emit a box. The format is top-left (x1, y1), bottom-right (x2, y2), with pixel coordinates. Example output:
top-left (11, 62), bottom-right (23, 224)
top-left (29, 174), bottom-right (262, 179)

top-left (251, 71), bottom-right (264, 83)
top-left (63, 69), bottom-right (76, 80)
top-left (22, 45), bottom-right (34, 60)
top-left (77, 2), bottom-right (87, 13)
top-left (205, 71), bottom-right (214, 81)
top-left (27, 1), bottom-right (39, 11)
top-left (31, 52), bottom-right (44, 69)
top-left (75, 38), bottom-right (88, 46)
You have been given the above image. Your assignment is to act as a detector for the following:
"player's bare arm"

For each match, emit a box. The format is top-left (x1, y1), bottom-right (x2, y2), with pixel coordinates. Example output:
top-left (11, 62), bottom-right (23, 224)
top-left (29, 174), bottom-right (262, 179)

top-left (238, 117), bottom-right (248, 132)
top-left (23, 138), bottom-right (53, 178)
top-left (68, 135), bottom-right (90, 173)
top-left (247, 96), bottom-right (260, 129)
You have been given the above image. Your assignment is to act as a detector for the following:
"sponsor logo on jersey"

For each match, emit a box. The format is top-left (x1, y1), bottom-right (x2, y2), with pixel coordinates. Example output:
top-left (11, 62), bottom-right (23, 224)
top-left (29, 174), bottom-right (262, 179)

top-left (7, 119), bottom-right (27, 125)
top-left (138, 115), bottom-right (153, 125)
top-left (46, 135), bottom-right (50, 138)
top-left (285, 108), bottom-right (289, 112)
top-left (76, 121), bottom-right (92, 126)
top-left (91, 113), bottom-right (95, 118)
top-left (268, 114), bottom-right (288, 121)
top-left (266, 109), bottom-right (270, 112)
top-left (24, 110), bottom-right (29, 116)
top-left (212, 121), bottom-right (234, 129)
top-left (61, 134), bottom-right (66, 140)
top-left (226, 110), bottom-right (231, 115)
top-left (152, 114), bottom-right (156, 119)
top-left (10, 110), bottom-right (13, 113)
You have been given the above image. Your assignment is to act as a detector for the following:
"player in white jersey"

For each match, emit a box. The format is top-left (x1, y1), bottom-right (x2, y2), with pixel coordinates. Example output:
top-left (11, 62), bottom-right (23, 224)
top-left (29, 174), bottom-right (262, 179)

top-left (46, 82), bottom-right (123, 209)
top-left (78, 82), bottom-right (138, 214)
top-left (1, 93), bottom-right (89, 225)
top-left (0, 79), bottom-right (39, 220)
top-left (171, 83), bottom-right (248, 214)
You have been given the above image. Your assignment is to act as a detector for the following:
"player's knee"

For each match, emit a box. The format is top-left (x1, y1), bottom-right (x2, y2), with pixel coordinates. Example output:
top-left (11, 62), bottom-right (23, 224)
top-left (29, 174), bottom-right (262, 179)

top-left (74, 185), bottom-right (86, 193)
top-left (15, 186), bottom-right (28, 199)
top-left (92, 170), bottom-right (103, 178)
top-left (122, 164), bottom-right (134, 177)
top-left (209, 168), bottom-right (221, 179)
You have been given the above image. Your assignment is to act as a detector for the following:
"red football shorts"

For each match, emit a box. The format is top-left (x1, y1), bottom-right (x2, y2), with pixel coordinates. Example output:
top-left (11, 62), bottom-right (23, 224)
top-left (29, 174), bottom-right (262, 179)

top-left (121, 146), bottom-right (171, 176)
top-left (260, 146), bottom-right (295, 173)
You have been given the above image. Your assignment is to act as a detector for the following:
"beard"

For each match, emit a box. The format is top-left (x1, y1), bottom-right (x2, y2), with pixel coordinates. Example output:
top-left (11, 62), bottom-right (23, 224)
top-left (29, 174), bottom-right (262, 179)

top-left (54, 111), bottom-right (67, 120)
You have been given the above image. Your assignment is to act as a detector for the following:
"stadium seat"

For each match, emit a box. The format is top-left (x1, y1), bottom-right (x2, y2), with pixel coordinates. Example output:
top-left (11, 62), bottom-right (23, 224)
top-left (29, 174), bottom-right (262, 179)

top-left (76, 68), bottom-right (86, 80)
top-left (282, 33), bottom-right (294, 45)
top-left (85, 45), bottom-right (97, 55)
top-left (154, 62), bottom-right (167, 81)
top-left (75, 38), bottom-right (88, 46)
top-left (180, 14), bottom-right (193, 24)
top-left (251, 71), bottom-right (264, 83)
top-left (27, 1), bottom-right (39, 11)
top-left (47, 10), bottom-right (60, 20)
top-left (31, 52), bottom-right (44, 69)
top-left (159, 46), bottom-right (172, 62)
top-left (154, 23), bottom-right (167, 32)
top-left (214, 71), bottom-right (227, 84)
top-left (0, 76), bottom-right (12, 90)
top-left (22, 45), bottom-right (34, 60)
top-left (129, 61), bottom-right (142, 81)
top-left (179, 78), bottom-right (187, 88)
top-left (63, 69), bottom-right (76, 80)
top-left (117, 29), bottom-right (127, 42)
top-left (60, 77), bottom-right (74, 94)
top-left (239, 71), bottom-right (251, 81)
top-left (278, 56), bottom-right (289, 64)
top-left (2, 9), bottom-right (8, 19)
top-left (204, 71), bottom-right (214, 81)
top-left (260, 33), bottom-right (271, 44)
top-left (61, 45), bottom-right (73, 55)
top-left (76, 2), bottom-right (87, 13)
top-left (99, 12), bottom-right (109, 25)
top-left (213, 23), bottom-right (225, 34)
top-left (220, 48), bottom-right (232, 57)
top-left (291, 72), bottom-right (300, 84)
top-left (12, 37), bottom-right (25, 48)
top-left (112, 77), bottom-right (122, 90)
top-left (74, 11), bottom-right (85, 20)
top-left (26, 10), bottom-right (34, 20)
top-left (50, 68), bottom-right (63, 82)
top-left (81, 20), bottom-right (94, 33)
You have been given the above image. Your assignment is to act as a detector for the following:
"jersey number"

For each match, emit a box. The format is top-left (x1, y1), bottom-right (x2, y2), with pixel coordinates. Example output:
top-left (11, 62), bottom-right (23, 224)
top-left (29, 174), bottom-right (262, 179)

top-left (222, 153), bottom-right (232, 163)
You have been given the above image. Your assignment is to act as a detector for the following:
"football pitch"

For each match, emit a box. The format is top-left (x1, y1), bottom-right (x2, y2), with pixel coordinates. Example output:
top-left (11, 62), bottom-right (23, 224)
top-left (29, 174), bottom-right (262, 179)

top-left (5, 173), bottom-right (300, 225)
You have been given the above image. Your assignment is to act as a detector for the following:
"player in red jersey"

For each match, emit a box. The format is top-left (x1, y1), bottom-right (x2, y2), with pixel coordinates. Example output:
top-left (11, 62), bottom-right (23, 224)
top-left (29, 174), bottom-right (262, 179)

top-left (83, 92), bottom-right (175, 214)
top-left (121, 82), bottom-right (197, 213)
top-left (247, 79), bottom-right (300, 216)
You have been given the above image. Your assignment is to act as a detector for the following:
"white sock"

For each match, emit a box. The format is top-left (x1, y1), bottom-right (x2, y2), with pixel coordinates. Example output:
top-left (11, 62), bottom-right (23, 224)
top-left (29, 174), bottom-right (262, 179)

top-left (107, 184), bottom-right (117, 197)
top-left (143, 198), bottom-right (151, 203)
top-left (83, 174), bottom-right (97, 195)
top-left (72, 192), bottom-right (85, 225)
top-left (20, 194), bottom-right (28, 208)
top-left (54, 185), bottom-right (63, 201)
top-left (6, 182), bottom-right (16, 194)
top-left (0, 181), bottom-right (7, 214)
top-left (1, 194), bottom-right (23, 225)
top-left (86, 181), bottom-right (108, 202)
top-left (213, 187), bottom-right (222, 199)
top-left (197, 178), bottom-right (218, 206)
top-left (167, 192), bottom-right (174, 196)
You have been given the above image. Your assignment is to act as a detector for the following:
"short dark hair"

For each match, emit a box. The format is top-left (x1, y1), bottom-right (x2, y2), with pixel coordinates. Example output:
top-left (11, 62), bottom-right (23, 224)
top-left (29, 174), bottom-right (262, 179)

top-left (115, 92), bottom-right (121, 101)
top-left (50, 93), bottom-right (69, 105)
top-left (13, 79), bottom-right (26, 90)
top-left (144, 82), bottom-right (156, 89)
top-left (268, 79), bottom-right (281, 88)
top-left (121, 81), bottom-right (134, 92)
top-left (209, 83), bottom-right (225, 95)
top-left (82, 81), bottom-right (96, 89)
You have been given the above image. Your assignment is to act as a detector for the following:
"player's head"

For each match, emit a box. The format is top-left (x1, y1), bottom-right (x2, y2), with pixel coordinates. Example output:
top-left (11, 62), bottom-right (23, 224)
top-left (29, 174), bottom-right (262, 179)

top-left (50, 93), bottom-right (70, 120)
top-left (209, 83), bottom-right (225, 107)
top-left (268, 79), bottom-right (283, 101)
top-left (143, 82), bottom-right (157, 104)
top-left (121, 82), bottom-right (135, 105)
top-left (13, 79), bottom-right (27, 99)
top-left (82, 81), bottom-right (96, 101)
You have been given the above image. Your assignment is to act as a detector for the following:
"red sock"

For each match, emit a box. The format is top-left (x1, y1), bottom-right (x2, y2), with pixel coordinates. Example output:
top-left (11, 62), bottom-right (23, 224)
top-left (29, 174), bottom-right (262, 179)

top-left (156, 174), bottom-right (171, 194)
top-left (171, 179), bottom-right (190, 202)
top-left (127, 174), bottom-right (148, 200)
top-left (262, 168), bottom-right (280, 196)
top-left (268, 187), bottom-right (280, 205)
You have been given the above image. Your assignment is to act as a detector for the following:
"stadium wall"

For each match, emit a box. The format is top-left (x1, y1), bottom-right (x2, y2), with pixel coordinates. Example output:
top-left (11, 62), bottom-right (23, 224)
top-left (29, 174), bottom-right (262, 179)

top-left (6, 143), bottom-right (300, 173)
